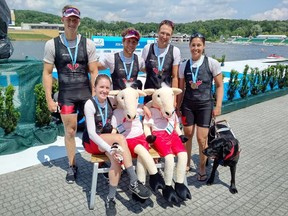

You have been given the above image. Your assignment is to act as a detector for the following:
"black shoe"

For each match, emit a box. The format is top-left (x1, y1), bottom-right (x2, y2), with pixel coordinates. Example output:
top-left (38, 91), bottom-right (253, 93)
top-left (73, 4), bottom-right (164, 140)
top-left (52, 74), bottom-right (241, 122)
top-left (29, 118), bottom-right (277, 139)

top-left (105, 197), bottom-right (116, 216)
top-left (66, 166), bottom-right (77, 184)
top-left (129, 180), bottom-right (152, 199)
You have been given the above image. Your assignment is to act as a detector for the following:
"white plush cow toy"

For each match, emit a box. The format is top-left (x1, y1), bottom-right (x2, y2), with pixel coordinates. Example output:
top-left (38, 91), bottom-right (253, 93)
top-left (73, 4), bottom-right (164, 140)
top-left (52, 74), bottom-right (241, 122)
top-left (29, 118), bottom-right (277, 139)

top-left (109, 87), bottom-right (165, 194)
top-left (143, 86), bottom-right (191, 204)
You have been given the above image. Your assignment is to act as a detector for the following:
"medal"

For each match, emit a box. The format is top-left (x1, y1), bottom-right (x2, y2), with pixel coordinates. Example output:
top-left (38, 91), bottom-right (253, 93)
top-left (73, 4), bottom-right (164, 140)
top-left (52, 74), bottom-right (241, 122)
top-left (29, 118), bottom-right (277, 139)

top-left (189, 58), bottom-right (200, 89)
top-left (191, 82), bottom-right (198, 89)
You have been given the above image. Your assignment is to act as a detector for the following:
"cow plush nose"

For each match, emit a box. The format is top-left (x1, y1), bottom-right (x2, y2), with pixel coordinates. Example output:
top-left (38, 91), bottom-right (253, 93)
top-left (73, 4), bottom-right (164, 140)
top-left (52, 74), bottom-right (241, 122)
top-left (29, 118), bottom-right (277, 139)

top-left (127, 114), bottom-right (136, 120)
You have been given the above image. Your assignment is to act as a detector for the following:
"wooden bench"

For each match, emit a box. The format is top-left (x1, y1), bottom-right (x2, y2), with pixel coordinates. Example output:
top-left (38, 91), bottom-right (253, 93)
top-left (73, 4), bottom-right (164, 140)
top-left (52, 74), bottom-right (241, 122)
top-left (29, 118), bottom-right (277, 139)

top-left (89, 146), bottom-right (187, 210)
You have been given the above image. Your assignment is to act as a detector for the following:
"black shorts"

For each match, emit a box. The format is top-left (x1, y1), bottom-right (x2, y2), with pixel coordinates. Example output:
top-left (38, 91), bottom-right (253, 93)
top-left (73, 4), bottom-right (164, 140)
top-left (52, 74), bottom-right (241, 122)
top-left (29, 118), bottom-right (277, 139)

top-left (58, 100), bottom-right (87, 115)
top-left (180, 99), bottom-right (213, 128)
top-left (58, 88), bottom-right (91, 115)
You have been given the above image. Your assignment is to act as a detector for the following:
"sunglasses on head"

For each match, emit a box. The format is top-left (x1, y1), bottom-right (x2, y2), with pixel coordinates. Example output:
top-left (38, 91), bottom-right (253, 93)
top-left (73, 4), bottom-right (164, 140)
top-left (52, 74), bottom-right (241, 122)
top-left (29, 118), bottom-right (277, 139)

top-left (63, 8), bottom-right (81, 16)
top-left (160, 20), bottom-right (175, 29)
top-left (190, 32), bottom-right (205, 40)
top-left (127, 30), bottom-right (139, 37)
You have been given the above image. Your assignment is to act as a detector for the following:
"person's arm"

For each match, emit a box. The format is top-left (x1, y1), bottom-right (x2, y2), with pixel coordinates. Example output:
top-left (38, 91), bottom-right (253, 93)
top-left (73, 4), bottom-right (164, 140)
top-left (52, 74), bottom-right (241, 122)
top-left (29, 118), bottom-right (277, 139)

top-left (177, 77), bottom-right (185, 111)
top-left (213, 73), bottom-right (223, 117)
top-left (87, 38), bottom-right (99, 95)
top-left (171, 64), bottom-right (179, 88)
top-left (88, 61), bottom-right (98, 96)
top-left (84, 100), bottom-right (112, 153)
top-left (42, 62), bottom-right (57, 112)
top-left (97, 61), bottom-right (108, 70)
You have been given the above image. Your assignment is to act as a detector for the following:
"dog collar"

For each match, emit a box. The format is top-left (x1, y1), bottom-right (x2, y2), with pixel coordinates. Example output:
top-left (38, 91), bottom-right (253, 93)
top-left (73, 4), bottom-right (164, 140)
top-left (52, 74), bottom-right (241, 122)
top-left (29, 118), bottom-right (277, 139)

top-left (224, 144), bottom-right (235, 161)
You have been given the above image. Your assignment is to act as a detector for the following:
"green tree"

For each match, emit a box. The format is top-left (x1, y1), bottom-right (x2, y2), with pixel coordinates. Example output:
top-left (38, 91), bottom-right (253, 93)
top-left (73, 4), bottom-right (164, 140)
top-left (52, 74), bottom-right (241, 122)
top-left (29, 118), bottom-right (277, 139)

top-left (0, 85), bottom-right (21, 134)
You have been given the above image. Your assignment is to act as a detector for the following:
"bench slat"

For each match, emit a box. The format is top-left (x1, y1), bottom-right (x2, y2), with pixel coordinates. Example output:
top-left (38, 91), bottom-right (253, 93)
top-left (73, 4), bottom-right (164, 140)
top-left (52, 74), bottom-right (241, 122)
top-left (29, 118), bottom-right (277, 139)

top-left (91, 146), bottom-right (160, 163)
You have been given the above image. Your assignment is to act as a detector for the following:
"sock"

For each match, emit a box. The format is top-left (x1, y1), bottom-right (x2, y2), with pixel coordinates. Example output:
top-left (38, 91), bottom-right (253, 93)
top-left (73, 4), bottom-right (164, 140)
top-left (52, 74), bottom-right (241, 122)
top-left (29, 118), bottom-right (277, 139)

top-left (107, 185), bottom-right (117, 200)
top-left (126, 166), bottom-right (138, 185)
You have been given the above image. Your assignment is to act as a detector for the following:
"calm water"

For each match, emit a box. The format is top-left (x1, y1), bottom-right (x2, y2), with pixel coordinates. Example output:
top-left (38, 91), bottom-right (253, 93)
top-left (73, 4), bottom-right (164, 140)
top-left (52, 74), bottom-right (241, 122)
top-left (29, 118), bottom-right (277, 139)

top-left (10, 40), bottom-right (288, 61)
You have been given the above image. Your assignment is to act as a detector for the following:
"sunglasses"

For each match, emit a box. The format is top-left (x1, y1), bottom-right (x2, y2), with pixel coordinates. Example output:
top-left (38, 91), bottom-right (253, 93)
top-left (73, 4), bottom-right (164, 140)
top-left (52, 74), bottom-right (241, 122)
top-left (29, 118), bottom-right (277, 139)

top-left (63, 8), bottom-right (81, 16)
top-left (159, 20), bottom-right (175, 30)
top-left (124, 30), bottom-right (140, 40)
top-left (190, 32), bottom-right (205, 40)
top-left (127, 30), bottom-right (140, 37)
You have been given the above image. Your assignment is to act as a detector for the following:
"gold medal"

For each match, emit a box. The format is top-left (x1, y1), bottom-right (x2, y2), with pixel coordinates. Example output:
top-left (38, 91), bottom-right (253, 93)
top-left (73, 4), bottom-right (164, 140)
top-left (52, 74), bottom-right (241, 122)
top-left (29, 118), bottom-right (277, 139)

top-left (191, 82), bottom-right (198, 89)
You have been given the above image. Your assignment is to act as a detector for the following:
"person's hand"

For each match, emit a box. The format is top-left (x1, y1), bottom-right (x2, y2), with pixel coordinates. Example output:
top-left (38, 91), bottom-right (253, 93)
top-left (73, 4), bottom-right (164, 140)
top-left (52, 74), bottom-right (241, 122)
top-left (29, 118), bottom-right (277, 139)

top-left (212, 106), bottom-right (222, 117)
top-left (176, 109), bottom-right (181, 117)
top-left (47, 99), bottom-right (59, 113)
top-left (146, 135), bottom-right (156, 143)
top-left (110, 143), bottom-right (124, 163)
top-left (143, 105), bottom-right (152, 119)
top-left (179, 135), bottom-right (188, 143)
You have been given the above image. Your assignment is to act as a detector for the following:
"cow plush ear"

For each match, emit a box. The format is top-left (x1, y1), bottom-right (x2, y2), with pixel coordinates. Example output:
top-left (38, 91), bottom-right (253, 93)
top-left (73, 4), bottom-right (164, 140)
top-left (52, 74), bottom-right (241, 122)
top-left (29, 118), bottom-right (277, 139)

top-left (109, 90), bottom-right (120, 96)
top-left (143, 88), bottom-right (155, 96)
top-left (172, 88), bottom-right (182, 96)
top-left (137, 89), bottom-right (147, 97)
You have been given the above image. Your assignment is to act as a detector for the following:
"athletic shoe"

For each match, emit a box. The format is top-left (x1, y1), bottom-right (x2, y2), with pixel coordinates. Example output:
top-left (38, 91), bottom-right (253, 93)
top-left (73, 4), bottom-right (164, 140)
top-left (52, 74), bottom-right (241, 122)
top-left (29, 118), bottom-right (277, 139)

top-left (66, 166), bottom-right (77, 184)
top-left (105, 197), bottom-right (116, 216)
top-left (129, 180), bottom-right (152, 199)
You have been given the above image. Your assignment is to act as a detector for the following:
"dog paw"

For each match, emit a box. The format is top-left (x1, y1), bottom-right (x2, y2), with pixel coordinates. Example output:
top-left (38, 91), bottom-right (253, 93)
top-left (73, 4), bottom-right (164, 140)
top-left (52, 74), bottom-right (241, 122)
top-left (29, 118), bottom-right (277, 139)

top-left (229, 187), bottom-right (238, 194)
top-left (206, 178), bottom-right (214, 186)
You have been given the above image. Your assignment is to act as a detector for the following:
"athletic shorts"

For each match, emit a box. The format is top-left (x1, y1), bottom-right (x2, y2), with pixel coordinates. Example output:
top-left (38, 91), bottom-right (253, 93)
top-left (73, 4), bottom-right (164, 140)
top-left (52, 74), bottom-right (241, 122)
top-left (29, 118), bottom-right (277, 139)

top-left (126, 134), bottom-right (150, 158)
top-left (58, 100), bottom-right (87, 115)
top-left (181, 99), bottom-right (213, 128)
top-left (152, 131), bottom-right (186, 157)
top-left (83, 139), bottom-right (105, 155)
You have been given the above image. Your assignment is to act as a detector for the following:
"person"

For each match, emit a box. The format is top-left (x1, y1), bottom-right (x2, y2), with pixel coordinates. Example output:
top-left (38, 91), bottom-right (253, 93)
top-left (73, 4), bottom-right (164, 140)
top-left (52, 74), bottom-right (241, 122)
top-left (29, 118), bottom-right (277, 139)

top-left (97, 27), bottom-right (145, 90)
top-left (177, 32), bottom-right (223, 181)
top-left (82, 74), bottom-right (152, 216)
top-left (42, 5), bottom-right (98, 184)
top-left (141, 19), bottom-right (181, 103)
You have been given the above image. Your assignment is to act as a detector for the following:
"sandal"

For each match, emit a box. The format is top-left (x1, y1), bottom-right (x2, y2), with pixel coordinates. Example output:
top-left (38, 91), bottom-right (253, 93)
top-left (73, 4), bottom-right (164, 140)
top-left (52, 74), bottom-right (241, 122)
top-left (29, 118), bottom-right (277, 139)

top-left (197, 173), bottom-right (207, 182)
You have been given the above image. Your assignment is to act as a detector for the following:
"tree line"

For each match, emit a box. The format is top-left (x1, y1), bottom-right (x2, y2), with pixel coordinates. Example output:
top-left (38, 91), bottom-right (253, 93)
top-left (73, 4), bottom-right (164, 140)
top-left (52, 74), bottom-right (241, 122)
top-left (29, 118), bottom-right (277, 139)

top-left (14, 10), bottom-right (288, 41)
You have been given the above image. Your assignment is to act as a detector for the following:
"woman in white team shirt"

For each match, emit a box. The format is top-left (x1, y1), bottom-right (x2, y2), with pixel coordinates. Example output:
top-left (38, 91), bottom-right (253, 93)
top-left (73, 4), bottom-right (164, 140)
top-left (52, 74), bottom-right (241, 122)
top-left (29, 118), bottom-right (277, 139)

top-left (177, 33), bottom-right (224, 181)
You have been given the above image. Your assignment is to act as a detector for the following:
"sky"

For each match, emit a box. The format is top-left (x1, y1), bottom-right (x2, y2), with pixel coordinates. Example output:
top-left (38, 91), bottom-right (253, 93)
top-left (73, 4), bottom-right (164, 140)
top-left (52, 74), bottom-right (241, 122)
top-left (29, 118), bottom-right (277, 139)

top-left (6, 0), bottom-right (288, 23)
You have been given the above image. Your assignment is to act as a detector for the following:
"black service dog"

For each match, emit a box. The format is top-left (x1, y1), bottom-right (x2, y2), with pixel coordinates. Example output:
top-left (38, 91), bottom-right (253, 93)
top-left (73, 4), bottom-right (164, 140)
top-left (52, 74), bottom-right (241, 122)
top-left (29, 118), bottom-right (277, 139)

top-left (203, 120), bottom-right (240, 194)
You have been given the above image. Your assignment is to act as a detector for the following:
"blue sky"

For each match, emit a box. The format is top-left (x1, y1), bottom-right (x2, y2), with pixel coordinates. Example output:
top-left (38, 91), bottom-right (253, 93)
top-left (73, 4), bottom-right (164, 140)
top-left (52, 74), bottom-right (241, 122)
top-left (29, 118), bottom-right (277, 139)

top-left (6, 0), bottom-right (288, 23)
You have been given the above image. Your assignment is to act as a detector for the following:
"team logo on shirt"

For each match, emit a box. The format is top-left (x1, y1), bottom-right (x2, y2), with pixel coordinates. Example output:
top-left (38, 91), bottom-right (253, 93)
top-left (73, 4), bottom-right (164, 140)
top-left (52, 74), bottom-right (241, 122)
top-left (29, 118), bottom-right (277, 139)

top-left (153, 67), bottom-right (164, 79)
top-left (67, 63), bottom-right (79, 71)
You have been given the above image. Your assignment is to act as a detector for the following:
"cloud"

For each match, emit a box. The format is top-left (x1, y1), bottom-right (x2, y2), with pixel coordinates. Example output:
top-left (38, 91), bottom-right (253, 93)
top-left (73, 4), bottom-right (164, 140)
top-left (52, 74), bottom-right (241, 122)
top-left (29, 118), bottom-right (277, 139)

top-left (250, 8), bottom-right (288, 20)
top-left (6, 0), bottom-right (285, 23)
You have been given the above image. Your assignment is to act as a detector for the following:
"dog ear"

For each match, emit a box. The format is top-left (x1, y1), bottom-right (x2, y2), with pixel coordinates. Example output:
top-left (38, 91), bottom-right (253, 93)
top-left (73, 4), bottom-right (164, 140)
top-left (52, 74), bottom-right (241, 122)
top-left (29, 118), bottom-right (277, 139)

top-left (222, 139), bottom-right (233, 158)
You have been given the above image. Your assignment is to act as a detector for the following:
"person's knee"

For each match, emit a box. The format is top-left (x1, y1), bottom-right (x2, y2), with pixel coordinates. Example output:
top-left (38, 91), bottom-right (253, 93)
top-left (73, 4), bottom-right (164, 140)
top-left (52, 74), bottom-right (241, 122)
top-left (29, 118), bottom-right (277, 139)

top-left (65, 126), bottom-right (77, 138)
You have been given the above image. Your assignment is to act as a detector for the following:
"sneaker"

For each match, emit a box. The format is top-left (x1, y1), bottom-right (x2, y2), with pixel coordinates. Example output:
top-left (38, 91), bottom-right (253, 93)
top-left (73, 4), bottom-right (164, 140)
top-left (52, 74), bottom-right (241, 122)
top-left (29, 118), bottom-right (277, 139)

top-left (129, 180), bottom-right (152, 199)
top-left (66, 166), bottom-right (77, 184)
top-left (105, 197), bottom-right (116, 216)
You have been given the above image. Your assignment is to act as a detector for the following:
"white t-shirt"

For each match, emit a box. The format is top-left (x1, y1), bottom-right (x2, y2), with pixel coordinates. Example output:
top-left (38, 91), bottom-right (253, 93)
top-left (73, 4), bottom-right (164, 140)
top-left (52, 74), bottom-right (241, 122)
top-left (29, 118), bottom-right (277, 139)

top-left (111, 107), bottom-right (144, 139)
top-left (141, 43), bottom-right (181, 66)
top-left (179, 55), bottom-right (221, 79)
top-left (99, 51), bottom-right (145, 74)
top-left (43, 34), bottom-right (98, 65)
top-left (143, 108), bottom-right (178, 131)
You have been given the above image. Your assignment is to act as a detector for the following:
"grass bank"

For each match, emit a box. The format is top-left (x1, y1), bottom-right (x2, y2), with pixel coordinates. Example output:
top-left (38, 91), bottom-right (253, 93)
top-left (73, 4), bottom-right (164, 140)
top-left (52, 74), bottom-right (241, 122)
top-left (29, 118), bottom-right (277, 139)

top-left (8, 33), bottom-right (52, 41)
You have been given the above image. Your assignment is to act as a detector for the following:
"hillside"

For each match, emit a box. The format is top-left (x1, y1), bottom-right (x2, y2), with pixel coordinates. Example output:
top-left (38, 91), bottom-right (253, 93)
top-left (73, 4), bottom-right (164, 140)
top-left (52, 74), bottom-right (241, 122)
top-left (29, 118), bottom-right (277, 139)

top-left (9, 10), bottom-right (288, 41)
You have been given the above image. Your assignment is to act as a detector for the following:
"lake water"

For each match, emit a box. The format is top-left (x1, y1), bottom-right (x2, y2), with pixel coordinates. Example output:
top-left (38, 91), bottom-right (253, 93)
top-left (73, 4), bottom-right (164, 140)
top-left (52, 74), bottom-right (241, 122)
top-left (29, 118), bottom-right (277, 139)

top-left (10, 40), bottom-right (288, 61)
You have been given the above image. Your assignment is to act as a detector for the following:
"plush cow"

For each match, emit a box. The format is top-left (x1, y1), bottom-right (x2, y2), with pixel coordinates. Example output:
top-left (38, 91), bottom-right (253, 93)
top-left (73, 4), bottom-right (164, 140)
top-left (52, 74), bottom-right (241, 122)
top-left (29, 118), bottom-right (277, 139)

top-left (143, 86), bottom-right (192, 204)
top-left (109, 87), bottom-right (165, 193)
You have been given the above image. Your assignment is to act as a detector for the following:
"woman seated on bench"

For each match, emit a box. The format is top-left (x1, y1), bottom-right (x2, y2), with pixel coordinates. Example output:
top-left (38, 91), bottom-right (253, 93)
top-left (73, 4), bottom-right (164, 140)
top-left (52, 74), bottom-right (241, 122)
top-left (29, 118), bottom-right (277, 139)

top-left (82, 74), bottom-right (151, 216)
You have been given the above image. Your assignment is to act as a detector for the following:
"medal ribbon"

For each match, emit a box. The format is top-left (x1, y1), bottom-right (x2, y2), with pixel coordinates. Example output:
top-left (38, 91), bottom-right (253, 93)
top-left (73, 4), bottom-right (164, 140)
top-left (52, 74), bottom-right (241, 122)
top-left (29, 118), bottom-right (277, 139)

top-left (189, 58), bottom-right (200, 84)
top-left (155, 44), bottom-right (170, 72)
top-left (63, 34), bottom-right (79, 67)
top-left (120, 51), bottom-right (134, 81)
top-left (94, 96), bottom-right (108, 127)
